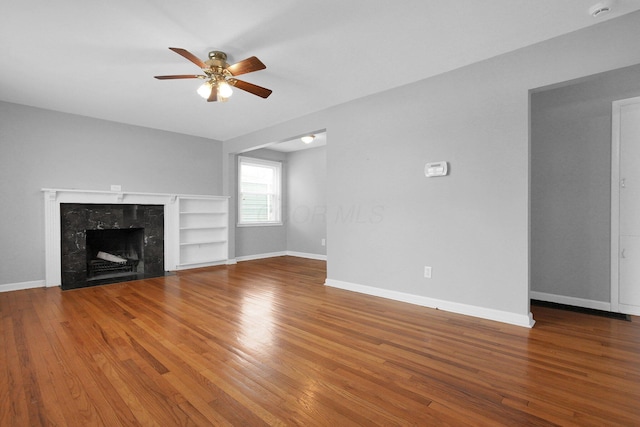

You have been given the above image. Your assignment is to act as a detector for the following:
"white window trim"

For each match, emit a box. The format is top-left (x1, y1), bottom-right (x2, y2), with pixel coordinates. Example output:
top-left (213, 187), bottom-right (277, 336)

top-left (237, 156), bottom-right (283, 227)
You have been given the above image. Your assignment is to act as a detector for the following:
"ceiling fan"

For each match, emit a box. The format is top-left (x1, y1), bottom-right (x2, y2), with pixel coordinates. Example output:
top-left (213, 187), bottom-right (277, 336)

top-left (154, 47), bottom-right (272, 102)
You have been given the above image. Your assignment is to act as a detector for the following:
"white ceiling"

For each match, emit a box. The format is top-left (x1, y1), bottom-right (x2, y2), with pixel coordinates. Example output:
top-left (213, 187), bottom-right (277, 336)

top-left (269, 132), bottom-right (327, 153)
top-left (1, 1), bottom-right (639, 142)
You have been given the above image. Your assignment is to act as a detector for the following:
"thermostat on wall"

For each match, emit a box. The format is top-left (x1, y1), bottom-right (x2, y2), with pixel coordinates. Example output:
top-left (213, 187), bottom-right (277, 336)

top-left (424, 161), bottom-right (448, 177)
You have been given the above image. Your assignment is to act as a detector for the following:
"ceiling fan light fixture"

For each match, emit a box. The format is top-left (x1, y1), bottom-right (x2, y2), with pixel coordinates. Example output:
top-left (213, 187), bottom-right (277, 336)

top-left (218, 80), bottom-right (233, 98)
top-left (301, 135), bottom-right (315, 144)
top-left (197, 81), bottom-right (213, 99)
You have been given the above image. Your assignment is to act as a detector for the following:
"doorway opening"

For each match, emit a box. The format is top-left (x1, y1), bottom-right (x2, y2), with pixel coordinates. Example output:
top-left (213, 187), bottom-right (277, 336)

top-left (529, 62), bottom-right (640, 315)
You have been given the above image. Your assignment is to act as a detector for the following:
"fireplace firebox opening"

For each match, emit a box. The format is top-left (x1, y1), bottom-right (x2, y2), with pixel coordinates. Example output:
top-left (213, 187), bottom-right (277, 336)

top-left (86, 228), bottom-right (144, 281)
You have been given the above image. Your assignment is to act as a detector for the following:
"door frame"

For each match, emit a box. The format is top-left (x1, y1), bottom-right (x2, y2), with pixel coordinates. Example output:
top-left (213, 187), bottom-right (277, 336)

top-left (611, 95), bottom-right (640, 314)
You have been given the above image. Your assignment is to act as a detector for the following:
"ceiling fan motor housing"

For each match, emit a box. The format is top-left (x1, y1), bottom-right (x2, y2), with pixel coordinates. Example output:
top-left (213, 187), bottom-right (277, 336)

top-left (206, 51), bottom-right (229, 69)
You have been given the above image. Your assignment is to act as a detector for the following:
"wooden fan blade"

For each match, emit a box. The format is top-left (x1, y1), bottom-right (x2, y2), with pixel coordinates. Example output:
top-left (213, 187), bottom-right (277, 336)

top-left (168, 47), bottom-right (206, 69)
top-left (232, 79), bottom-right (272, 98)
top-left (227, 56), bottom-right (266, 76)
top-left (154, 75), bottom-right (203, 80)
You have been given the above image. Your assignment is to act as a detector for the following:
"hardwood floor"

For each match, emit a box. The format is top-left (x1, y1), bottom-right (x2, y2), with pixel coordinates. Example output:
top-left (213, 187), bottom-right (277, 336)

top-left (1, 256), bottom-right (639, 426)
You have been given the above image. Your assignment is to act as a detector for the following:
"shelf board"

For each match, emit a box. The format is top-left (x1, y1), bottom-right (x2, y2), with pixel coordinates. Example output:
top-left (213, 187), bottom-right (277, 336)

top-left (179, 226), bottom-right (227, 231)
top-left (180, 240), bottom-right (227, 246)
top-left (179, 211), bottom-right (227, 215)
top-left (176, 259), bottom-right (227, 268)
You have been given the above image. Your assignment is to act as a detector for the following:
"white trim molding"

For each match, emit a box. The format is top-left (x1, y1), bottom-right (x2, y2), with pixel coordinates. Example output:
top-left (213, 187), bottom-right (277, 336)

top-left (286, 251), bottom-right (327, 261)
top-left (326, 278), bottom-right (535, 328)
top-left (235, 251), bottom-right (326, 262)
top-left (618, 303), bottom-right (640, 316)
top-left (530, 291), bottom-right (611, 312)
top-left (174, 260), bottom-right (228, 271)
top-left (0, 280), bottom-right (45, 293)
top-left (611, 96), bottom-right (640, 315)
top-left (236, 251), bottom-right (287, 262)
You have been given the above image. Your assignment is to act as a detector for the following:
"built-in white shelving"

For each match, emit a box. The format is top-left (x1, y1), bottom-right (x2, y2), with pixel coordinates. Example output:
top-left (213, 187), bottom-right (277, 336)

top-left (176, 196), bottom-right (229, 269)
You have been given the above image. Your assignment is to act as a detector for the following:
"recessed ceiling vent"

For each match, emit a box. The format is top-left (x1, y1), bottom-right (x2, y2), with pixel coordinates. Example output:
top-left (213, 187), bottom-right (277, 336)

top-left (589, 1), bottom-right (615, 18)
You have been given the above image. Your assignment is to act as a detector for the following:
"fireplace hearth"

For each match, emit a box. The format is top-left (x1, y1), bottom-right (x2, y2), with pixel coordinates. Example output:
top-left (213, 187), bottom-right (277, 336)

top-left (60, 203), bottom-right (165, 290)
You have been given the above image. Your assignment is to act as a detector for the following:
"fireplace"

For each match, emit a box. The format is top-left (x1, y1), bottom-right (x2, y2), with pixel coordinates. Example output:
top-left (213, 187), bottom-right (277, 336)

top-left (60, 203), bottom-right (165, 290)
top-left (43, 189), bottom-right (228, 289)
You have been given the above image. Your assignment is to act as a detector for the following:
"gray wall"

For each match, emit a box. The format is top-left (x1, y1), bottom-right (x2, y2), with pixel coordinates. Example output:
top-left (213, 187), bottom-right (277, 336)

top-left (287, 146), bottom-right (327, 256)
top-left (325, 55), bottom-right (529, 314)
top-left (232, 145), bottom-right (327, 259)
top-left (0, 101), bottom-right (223, 286)
top-left (234, 148), bottom-right (288, 258)
top-left (531, 63), bottom-right (640, 303)
top-left (223, 12), bottom-right (640, 322)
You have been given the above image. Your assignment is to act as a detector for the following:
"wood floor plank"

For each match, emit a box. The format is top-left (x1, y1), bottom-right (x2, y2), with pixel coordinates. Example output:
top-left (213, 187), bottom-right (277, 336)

top-left (1, 295), bottom-right (30, 426)
top-left (1, 256), bottom-right (639, 426)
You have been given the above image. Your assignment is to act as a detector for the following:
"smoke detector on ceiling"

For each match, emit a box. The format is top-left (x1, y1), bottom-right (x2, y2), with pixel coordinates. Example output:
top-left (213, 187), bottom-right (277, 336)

top-left (589, 0), bottom-right (615, 18)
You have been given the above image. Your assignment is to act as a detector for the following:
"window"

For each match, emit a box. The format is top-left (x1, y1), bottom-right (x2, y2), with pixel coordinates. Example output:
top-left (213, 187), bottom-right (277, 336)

top-left (238, 156), bottom-right (282, 225)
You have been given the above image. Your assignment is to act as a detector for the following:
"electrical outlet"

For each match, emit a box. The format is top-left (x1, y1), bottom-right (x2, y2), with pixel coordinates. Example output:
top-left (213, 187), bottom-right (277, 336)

top-left (110, 184), bottom-right (122, 191)
top-left (424, 266), bottom-right (432, 279)
top-left (321, 238), bottom-right (326, 246)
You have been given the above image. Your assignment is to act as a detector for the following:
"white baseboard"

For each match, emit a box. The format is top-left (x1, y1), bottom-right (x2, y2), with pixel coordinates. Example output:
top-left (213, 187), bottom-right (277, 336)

top-left (530, 291), bottom-right (611, 312)
top-left (0, 279), bottom-right (46, 293)
top-left (286, 251), bottom-right (327, 261)
top-left (618, 303), bottom-right (640, 316)
top-left (325, 278), bottom-right (535, 328)
top-left (236, 251), bottom-right (326, 262)
top-left (236, 251), bottom-right (288, 262)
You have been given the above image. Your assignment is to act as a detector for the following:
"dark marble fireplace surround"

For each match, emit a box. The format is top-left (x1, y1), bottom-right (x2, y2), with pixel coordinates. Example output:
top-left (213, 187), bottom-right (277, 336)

top-left (61, 203), bottom-right (164, 290)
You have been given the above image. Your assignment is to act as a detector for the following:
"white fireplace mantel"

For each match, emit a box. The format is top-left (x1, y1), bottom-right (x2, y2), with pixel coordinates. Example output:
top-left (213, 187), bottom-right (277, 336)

top-left (42, 188), bottom-right (184, 287)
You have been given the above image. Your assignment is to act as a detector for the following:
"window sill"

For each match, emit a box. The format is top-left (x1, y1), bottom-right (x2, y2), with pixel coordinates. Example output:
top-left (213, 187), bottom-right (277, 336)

top-left (237, 222), bottom-right (284, 228)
